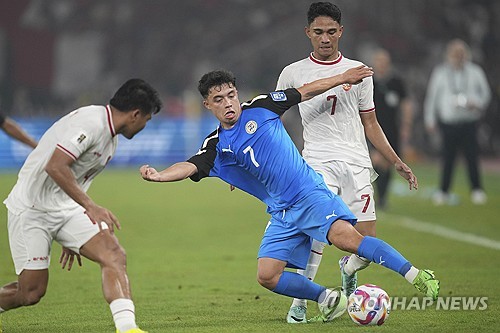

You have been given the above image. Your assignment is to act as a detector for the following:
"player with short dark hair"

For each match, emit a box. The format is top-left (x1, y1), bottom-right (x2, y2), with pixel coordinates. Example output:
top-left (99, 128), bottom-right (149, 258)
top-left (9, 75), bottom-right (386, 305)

top-left (1, 78), bottom-right (162, 333)
top-left (307, 0), bottom-right (341, 25)
top-left (140, 68), bottom-right (439, 322)
top-left (276, 2), bottom-right (421, 323)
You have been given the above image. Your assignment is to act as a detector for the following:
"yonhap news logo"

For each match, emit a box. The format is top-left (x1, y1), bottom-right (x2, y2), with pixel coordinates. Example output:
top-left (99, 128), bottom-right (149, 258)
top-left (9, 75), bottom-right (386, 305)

top-left (349, 295), bottom-right (488, 312)
top-left (389, 296), bottom-right (488, 311)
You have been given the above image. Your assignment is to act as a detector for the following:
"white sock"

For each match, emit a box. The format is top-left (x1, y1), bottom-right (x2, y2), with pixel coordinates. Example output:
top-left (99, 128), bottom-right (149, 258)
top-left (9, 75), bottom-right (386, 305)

top-left (303, 240), bottom-right (326, 281)
top-left (291, 240), bottom-right (326, 308)
top-left (344, 254), bottom-right (371, 276)
top-left (404, 266), bottom-right (420, 284)
top-left (110, 298), bottom-right (137, 332)
top-left (0, 306), bottom-right (5, 313)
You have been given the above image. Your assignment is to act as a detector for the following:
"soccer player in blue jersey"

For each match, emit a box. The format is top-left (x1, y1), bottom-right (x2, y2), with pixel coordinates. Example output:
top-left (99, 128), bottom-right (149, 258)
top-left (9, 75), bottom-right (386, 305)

top-left (140, 68), bottom-right (439, 322)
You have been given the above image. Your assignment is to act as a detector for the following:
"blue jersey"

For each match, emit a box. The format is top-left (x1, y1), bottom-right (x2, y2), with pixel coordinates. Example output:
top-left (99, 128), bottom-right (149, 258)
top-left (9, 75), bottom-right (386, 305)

top-left (188, 88), bottom-right (326, 214)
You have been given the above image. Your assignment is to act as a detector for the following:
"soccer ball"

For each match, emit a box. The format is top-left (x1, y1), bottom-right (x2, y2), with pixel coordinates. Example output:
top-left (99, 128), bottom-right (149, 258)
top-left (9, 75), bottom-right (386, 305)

top-left (347, 284), bottom-right (391, 326)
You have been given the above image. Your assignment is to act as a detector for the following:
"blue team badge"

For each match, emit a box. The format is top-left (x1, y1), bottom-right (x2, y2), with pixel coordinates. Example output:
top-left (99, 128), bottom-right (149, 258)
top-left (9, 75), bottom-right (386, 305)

top-left (270, 91), bottom-right (287, 102)
top-left (245, 120), bottom-right (258, 134)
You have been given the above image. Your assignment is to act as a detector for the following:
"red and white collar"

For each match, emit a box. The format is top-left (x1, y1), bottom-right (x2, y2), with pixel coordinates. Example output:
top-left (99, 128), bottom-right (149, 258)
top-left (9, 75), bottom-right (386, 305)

top-left (105, 105), bottom-right (116, 137)
top-left (309, 51), bottom-right (343, 65)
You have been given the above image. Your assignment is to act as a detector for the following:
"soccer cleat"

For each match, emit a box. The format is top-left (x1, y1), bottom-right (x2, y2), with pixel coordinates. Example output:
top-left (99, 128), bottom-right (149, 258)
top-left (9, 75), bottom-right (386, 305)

top-left (307, 314), bottom-right (324, 323)
top-left (286, 305), bottom-right (307, 324)
top-left (339, 256), bottom-right (357, 297)
top-left (412, 269), bottom-right (440, 300)
top-left (314, 287), bottom-right (347, 322)
top-left (116, 328), bottom-right (148, 333)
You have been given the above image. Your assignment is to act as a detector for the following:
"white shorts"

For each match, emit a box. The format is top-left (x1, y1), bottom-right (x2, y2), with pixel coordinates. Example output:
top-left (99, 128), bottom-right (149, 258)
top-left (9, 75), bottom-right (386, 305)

top-left (308, 160), bottom-right (377, 222)
top-left (7, 206), bottom-right (107, 275)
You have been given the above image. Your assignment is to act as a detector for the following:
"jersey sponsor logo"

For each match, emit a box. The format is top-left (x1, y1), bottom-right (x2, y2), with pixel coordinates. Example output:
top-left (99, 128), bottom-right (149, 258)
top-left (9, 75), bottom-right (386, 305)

top-left (76, 133), bottom-right (87, 144)
top-left (325, 210), bottom-right (337, 220)
top-left (222, 145), bottom-right (234, 153)
top-left (245, 120), bottom-right (258, 134)
top-left (342, 83), bottom-right (352, 91)
top-left (270, 91), bottom-right (287, 101)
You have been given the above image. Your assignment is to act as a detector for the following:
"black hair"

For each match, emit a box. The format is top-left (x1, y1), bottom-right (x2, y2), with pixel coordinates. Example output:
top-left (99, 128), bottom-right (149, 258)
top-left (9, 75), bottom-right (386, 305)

top-left (307, 2), bottom-right (342, 25)
top-left (109, 78), bottom-right (162, 115)
top-left (198, 70), bottom-right (237, 99)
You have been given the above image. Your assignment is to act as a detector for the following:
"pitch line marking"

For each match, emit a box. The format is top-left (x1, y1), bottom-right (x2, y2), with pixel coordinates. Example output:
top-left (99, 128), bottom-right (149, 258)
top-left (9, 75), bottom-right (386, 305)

top-left (385, 215), bottom-right (500, 251)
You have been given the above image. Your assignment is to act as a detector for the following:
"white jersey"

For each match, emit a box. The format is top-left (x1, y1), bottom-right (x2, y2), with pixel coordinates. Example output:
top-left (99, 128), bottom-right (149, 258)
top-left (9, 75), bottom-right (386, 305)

top-left (4, 105), bottom-right (118, 213)
top-left (276, 52), bottom-right (374, 168)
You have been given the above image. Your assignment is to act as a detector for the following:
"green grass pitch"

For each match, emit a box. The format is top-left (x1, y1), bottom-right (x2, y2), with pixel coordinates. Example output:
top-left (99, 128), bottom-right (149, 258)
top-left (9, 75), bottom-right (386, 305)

top-left (1, 162), bottom-right (499, 332)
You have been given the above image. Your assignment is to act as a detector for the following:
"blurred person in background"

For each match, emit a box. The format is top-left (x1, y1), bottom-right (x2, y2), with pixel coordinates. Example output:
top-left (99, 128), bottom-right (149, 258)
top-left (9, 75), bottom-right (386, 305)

top-left (370, 48), bottom-right (414, 210)
top-left (275, 2), bottom-right (419, 323)
top-left (424, 39), bottom-right (491, 205)
top-left (1, 79), bottom-right (162, 333)
top-left (0, 113), bottom-right (37, 149)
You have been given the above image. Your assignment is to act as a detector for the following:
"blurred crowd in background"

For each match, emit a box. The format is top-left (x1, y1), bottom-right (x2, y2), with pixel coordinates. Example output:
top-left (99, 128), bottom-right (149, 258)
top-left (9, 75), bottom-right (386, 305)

top-left (0, 0), bottom-right (499, 158)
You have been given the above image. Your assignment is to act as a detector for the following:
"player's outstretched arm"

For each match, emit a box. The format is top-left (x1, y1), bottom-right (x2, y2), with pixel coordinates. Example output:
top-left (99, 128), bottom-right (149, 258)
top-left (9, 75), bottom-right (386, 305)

top-left (140, 162), bottom-right (197, 182)
top-left (1, 117), bottom-right (38, 148)
top-left (297, 65), bottom-right (373, 102)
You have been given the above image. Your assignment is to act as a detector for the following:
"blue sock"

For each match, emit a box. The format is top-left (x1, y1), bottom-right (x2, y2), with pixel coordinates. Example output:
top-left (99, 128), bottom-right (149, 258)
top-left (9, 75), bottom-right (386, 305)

top-left (272, 271), bottom-right (326, 301)
top-left (357, 236), bottom-right (412, 276)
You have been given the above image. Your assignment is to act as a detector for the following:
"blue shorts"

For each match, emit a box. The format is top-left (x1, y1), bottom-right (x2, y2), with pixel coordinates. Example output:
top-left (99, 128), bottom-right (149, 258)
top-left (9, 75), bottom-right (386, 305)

top-left (258, 185), bottom-right (357, 269)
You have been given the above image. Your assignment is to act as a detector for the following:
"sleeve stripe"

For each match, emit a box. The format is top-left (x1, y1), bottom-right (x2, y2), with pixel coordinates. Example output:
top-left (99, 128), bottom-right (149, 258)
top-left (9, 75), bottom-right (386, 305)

top-left (360, 107), bottom-right (376, 113)
top-left (241, 94), bottom-right (268, 107)
top-left (56, 144), bottom-right (78, 160)
top-left (195, 129), bottom-right (219, 155)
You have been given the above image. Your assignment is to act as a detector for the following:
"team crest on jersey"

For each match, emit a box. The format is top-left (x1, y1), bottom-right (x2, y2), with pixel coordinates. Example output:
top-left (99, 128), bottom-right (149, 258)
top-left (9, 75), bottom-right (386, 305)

top-left (342, 83), bottom-right (352, 91)
top-left (245, 120), bottom-right (258, 134)
top-left (270, 91), bottom-right (287, 101)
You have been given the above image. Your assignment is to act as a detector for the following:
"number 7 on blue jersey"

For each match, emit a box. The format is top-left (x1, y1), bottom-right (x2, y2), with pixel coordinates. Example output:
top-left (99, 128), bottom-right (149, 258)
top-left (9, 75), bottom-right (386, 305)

top-left (243, 145), bottom-right (260, 167)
